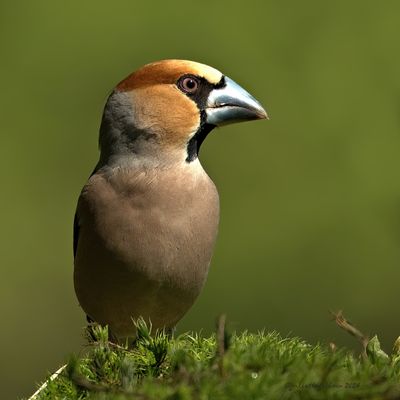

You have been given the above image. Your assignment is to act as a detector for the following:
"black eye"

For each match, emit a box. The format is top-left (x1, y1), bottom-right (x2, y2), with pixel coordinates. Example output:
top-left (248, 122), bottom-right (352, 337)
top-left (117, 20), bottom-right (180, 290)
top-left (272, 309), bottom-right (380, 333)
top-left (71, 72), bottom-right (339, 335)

top-left (178, 76), bottom-right (199, 94)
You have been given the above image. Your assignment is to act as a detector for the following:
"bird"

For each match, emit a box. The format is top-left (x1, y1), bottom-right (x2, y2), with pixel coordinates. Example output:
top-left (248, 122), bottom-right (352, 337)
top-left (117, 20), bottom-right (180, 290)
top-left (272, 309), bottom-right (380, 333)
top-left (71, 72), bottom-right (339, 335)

top-left (73, 59), bottom-right (267, 342)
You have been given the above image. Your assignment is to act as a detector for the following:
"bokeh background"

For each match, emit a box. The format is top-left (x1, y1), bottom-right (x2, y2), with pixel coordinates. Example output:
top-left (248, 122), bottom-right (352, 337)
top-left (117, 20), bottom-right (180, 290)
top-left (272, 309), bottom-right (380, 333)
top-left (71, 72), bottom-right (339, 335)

top-left (1, 0), bottom-right (400, 398)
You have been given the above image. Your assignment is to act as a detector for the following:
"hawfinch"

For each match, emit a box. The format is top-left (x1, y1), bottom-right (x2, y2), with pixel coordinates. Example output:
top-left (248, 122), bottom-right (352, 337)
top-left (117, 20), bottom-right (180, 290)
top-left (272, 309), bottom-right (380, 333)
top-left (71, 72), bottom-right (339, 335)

top-left (73, 60), bottom-right (267, 341)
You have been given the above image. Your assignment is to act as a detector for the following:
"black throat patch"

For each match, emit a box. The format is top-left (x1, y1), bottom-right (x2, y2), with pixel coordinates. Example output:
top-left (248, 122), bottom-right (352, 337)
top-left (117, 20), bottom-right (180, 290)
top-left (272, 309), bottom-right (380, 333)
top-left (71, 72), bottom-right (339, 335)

top-left (186, 111), bottom-right (215, 162)
top-left (184, 76), bottom-right (226, 163)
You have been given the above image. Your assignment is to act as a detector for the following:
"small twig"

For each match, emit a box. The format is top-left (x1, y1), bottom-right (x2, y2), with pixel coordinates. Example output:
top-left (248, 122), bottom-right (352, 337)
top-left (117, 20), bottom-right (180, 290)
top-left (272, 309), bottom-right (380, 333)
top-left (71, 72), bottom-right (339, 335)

top-left (216, 314), bottom-right (226, 377)
top-left (28, 364), bottom-right (67, 400)
top-left (70, 371), bottom-right (151, 399)
top-left (70, 373), bottom-right (111, 393)
top-left (331, 310), bottom-right (369, 357)
top-left (82, 340), bottom-right (130, 355)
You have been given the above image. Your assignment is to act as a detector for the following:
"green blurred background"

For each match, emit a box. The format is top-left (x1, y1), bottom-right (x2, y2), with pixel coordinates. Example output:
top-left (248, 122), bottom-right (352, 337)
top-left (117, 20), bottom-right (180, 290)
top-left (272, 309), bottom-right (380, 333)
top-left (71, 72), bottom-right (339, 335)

top-left (1, 0), bottom-right (400, 398)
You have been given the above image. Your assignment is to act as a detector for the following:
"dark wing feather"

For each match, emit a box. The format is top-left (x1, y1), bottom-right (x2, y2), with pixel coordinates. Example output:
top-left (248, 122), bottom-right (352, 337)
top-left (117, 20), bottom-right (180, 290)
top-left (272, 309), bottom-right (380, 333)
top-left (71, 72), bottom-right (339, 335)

top-left (73, 212), bottom-right (80, 259)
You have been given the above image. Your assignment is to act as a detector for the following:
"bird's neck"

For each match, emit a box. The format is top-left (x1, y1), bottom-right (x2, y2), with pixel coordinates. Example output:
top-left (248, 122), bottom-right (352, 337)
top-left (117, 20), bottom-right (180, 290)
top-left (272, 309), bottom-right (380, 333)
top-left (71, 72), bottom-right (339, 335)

top-left (98, 90), bottom-right (194, 171)
top-left (96, 149), bottom-right (206, 177)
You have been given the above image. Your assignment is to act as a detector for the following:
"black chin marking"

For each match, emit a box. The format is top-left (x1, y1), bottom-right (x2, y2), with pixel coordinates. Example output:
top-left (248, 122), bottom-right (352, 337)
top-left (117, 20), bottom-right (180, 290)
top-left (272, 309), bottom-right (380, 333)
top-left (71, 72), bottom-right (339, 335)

top-left (186, 111), bottom-right (215, 163)
top-left (182, 75), bottom-right (225, 163)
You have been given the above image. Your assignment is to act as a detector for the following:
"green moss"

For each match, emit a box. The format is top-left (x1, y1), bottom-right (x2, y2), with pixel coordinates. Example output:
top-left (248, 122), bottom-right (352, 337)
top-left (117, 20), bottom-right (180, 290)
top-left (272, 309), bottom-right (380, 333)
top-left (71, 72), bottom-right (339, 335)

top-left (32, 320), bottom-right (400, 400)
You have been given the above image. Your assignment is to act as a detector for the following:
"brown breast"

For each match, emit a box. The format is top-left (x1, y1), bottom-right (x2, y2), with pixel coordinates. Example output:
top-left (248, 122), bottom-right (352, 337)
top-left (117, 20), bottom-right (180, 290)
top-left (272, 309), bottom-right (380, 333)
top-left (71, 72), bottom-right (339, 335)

top-left (74, 161), bottom-right (219, 338)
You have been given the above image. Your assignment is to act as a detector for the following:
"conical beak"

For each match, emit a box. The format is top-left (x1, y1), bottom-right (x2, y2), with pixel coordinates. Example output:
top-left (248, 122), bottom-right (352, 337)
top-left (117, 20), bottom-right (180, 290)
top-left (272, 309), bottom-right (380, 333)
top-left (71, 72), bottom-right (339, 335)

top-left (205, 76), bottom-right (268, 126)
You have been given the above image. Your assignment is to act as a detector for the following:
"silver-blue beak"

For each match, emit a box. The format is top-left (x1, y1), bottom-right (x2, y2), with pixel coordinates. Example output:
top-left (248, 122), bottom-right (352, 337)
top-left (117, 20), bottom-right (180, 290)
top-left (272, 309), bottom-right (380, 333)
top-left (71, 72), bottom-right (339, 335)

top-left (206, 76), bottom-right (268, 126)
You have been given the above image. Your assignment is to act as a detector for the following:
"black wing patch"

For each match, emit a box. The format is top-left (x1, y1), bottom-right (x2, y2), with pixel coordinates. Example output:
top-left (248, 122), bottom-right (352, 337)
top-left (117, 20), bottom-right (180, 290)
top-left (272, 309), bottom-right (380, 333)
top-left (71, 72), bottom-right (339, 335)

top-left (73, 212), bottom-right (80, 259)
top-left (73, 167), bottom-right (98, 259)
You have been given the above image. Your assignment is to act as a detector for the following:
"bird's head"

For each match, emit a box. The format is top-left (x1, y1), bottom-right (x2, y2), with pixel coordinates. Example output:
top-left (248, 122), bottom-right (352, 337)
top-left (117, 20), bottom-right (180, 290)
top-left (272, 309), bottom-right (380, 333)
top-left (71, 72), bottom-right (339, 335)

top-left (98, 59), bottom-right (267, 166)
